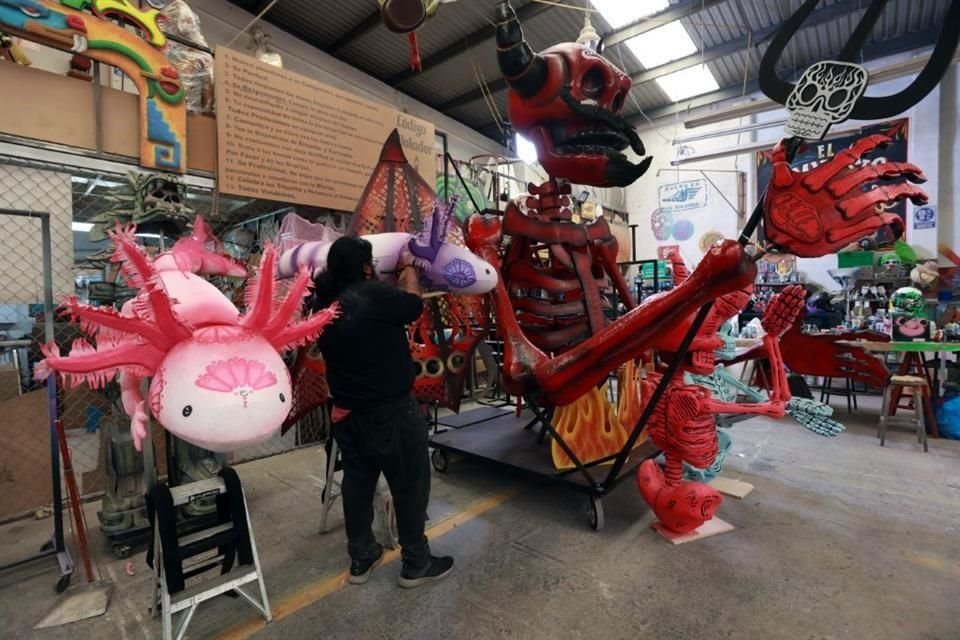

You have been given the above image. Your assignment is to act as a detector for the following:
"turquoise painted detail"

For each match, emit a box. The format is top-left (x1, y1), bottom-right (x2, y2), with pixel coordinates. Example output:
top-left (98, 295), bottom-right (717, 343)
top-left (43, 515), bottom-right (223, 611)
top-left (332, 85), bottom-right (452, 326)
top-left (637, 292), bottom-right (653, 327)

top-left (0, 0), bottom-right (66, 30)
top-left (147, 98), bottom-right (181, 170)
top-left (684, 429), bottom-right (732, 482)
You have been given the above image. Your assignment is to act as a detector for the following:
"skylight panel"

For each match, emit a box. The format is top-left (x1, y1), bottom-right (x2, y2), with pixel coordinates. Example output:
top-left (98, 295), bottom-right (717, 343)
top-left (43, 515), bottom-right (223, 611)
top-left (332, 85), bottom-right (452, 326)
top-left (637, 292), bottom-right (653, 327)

top-left (656, 65), bottom-right (720, 102)
top-left (591, 0), bottom-right (668, 29)
top-left (625, 22), bottom-right (698, 68)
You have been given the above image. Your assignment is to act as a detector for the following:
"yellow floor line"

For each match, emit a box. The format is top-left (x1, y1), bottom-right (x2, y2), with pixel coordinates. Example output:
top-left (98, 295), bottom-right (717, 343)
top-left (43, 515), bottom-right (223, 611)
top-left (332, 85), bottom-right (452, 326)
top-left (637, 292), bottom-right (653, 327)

top-left (217, 488), bottom-right (517, 640)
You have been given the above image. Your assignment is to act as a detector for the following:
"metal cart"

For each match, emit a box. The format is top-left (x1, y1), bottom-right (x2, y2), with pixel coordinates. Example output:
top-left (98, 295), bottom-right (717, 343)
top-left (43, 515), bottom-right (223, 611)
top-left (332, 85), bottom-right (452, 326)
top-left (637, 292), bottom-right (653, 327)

top-left (428, 403), bottom-right (657, 531)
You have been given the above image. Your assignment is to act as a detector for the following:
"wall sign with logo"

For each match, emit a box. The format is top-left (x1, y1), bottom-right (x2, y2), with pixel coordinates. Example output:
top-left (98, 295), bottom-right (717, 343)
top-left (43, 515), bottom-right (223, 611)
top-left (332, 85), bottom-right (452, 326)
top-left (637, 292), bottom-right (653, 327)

top-left (914, 205), bottom-right (936, 230)
top-left (658, 179), bottom-right (708, 214)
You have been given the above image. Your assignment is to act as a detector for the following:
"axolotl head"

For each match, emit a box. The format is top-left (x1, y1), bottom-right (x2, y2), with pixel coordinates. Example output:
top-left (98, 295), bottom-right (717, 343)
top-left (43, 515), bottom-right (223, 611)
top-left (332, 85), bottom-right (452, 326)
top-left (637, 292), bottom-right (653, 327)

top-left (149, 327), bottom-right (292, 452)
top-left (426, 243), bottom-right (499, 295)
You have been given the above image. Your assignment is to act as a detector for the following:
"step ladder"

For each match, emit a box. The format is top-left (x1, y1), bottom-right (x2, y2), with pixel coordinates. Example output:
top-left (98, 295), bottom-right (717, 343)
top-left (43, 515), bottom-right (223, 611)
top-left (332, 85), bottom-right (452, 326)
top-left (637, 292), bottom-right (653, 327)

top-left (319, 438), bottom-right (399, 548)
top-left (149, 468), bottom-right (271, 640)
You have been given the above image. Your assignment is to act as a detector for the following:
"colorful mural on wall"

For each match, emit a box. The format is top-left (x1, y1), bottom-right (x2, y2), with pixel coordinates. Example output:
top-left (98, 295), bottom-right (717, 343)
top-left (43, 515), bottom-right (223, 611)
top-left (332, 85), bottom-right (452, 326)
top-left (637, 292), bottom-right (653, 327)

top-left (0, 0), bottom-right (187, 173)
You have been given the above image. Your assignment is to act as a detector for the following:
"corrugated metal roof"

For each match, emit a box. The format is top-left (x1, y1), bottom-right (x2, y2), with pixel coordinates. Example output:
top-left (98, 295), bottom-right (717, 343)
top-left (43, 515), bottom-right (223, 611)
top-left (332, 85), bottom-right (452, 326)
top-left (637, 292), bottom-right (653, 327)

top-left (229, 0), bottom-right (956, 146)
top-left (265, 0), bottom-right (375, 49)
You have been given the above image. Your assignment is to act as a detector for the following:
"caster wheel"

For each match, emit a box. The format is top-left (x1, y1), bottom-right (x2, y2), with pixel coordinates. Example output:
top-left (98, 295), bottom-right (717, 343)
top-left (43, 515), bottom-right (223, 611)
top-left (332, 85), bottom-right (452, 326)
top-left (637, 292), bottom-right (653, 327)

top-left (113, 544), bottom-right (132, 559)
top-left (55, 573), bottom-right (71, 594)
top-left (431, 449), bottom-right (448, 473)
top-left (586, 496), bottom-right (604, 531)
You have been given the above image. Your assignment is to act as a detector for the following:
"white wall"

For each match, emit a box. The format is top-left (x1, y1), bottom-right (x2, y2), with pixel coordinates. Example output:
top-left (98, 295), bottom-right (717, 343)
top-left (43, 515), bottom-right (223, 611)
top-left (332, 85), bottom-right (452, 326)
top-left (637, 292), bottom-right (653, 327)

top-left (629, 57), bottom-right (960, 290)
top-left (625, 119), bottom-right (754, 269)
top-left (937, 65), bottom-right (959, 253)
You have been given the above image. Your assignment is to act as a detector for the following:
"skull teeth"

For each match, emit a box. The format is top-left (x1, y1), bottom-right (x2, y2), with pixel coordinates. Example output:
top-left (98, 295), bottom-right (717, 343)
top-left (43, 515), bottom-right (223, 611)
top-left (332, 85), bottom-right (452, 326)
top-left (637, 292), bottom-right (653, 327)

top-left (71, 34), bottom-right (88, 53)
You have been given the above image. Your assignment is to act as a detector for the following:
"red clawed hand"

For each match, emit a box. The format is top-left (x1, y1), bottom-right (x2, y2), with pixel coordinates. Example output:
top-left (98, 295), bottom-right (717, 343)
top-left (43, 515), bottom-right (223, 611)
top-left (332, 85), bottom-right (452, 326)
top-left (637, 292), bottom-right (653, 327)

top-left (763, 135), bottom-right (928, 257)
top-left (760, 284), bottom-right (806, 336)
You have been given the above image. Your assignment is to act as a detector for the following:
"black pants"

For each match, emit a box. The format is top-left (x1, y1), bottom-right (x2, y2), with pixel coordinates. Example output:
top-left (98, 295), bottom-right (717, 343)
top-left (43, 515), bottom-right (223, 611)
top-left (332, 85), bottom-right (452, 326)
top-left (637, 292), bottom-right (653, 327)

top-left (332, 394), bottom-right (431, 569)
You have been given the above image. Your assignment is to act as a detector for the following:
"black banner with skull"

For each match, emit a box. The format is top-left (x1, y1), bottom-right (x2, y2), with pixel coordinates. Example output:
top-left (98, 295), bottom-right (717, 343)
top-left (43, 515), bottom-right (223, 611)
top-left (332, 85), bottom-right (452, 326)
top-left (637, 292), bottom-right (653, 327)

top-left (756, 118), bottom-right (909, 249)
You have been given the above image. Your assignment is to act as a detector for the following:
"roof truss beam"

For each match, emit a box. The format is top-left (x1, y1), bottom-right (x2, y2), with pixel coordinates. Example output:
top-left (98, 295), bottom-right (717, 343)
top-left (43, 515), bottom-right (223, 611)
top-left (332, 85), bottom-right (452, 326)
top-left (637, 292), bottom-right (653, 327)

top-left (329, 10), bottom-right (382, 52)
top-left (634, 25), bottom-right (946, 123)
top-left (389, 1), bottom-right (553, 86)
top-left (435, 0), bottom-right (724, 113)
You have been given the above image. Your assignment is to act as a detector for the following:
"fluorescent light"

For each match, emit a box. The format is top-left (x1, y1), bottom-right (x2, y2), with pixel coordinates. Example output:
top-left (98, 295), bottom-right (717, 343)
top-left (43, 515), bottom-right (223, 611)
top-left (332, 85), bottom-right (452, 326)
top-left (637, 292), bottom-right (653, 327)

top-left (72, 222), bottom-right (94, 232)
top-left (591, 0), bottom-right (667, 29)
top-left (656, 65), bottom-right (720, 102)
top-left (516, 133), bottom-right (539, 165)
top-left (625, 22), bottom-right (697, 68)
top-left (670, 125), bottom-right (863, 166)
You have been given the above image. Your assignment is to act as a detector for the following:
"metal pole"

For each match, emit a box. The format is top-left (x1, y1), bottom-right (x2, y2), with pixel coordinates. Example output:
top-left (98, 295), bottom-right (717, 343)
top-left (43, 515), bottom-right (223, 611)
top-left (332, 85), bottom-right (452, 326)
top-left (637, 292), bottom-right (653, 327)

top-left (92, 63), bottom-right (104, 154)
top-left (445, 153), bottom-right (483, 215)
top-left (438, 131), bottom-right (450, 200)
top-left (38, 215), bottom-right (66, 553)
top-left (607, 136), bottom-right (804, 486)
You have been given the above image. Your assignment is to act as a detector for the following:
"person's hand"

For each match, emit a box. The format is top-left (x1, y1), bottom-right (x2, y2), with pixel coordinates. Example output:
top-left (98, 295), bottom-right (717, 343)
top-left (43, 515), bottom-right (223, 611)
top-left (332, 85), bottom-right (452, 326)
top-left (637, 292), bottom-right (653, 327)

top-left (397, 262), bottom-right (422, 297)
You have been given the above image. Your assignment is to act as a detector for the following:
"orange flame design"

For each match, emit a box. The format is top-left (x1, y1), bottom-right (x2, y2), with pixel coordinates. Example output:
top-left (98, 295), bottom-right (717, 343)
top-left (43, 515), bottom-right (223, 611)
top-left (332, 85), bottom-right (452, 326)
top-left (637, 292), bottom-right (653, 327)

top-left (551, 361), bottom-right (648, 470)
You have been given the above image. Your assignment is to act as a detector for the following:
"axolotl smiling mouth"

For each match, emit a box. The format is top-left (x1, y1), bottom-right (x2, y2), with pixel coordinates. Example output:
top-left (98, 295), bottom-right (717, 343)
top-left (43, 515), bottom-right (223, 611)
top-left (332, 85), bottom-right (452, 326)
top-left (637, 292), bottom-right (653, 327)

top-left (196, 357), bottom-right (279, 408)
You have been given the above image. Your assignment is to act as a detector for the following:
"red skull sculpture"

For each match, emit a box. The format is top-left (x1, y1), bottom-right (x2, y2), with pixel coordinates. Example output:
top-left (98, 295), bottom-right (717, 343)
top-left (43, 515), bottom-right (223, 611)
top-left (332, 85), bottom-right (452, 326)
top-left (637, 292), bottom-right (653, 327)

top-left (496, 1), bottom-right (652, 187)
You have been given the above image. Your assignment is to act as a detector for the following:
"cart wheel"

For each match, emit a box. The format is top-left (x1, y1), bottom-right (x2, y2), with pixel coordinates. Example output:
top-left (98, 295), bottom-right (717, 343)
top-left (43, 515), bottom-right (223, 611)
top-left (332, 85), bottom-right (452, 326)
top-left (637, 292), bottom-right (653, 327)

top-left (55, 573), bottom-right (71, 594)
top-left (113, 544), bottom-right (132, 559)
top-left (586, 496), bottom-right (604, 531)
top-left (431, 449), bottom-right (449, 473)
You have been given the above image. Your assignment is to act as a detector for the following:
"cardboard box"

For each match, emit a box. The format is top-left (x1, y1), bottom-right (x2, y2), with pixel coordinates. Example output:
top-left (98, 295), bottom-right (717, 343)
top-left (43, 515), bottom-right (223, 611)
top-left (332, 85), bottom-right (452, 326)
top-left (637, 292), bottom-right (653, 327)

top-left (0, 365), bottom-right (20, 403)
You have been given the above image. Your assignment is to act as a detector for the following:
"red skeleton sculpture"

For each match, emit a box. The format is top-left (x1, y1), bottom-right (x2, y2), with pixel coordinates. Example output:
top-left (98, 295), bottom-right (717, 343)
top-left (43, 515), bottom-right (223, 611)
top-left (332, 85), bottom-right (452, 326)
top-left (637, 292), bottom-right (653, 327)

top-left (468, 1), bottom-right (929, 533)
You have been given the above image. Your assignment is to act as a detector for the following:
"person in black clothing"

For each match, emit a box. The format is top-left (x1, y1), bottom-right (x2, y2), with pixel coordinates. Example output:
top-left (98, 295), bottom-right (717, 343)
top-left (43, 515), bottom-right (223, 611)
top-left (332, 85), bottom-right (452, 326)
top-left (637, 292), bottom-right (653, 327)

top-left (308, 236), bottom-right (453, 588)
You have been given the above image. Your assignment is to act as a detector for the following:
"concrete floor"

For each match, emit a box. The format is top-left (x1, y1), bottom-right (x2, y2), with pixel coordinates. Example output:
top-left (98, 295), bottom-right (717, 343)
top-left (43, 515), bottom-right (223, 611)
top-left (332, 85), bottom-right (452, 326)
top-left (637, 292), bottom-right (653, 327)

top-left (1, 396), bottom-right (958, 640)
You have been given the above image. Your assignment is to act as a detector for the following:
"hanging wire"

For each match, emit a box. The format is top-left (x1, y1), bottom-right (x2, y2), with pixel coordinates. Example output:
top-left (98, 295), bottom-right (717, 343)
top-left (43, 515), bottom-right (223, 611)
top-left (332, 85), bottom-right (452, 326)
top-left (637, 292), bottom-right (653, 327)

top-left (473, 58), bottom-right (506, 136)
top-left (458, 0), bottom-right (498, 28)
top-left (224, 0), bottom-right (282, 48)
top-left (612, 45), bottom-right (672, 143)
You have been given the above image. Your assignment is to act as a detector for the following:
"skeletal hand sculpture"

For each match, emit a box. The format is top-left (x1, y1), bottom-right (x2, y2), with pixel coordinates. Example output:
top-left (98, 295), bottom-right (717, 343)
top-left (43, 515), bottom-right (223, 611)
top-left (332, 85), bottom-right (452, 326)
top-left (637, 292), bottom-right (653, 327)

top-left (763, 135), bottom-right (928, 257)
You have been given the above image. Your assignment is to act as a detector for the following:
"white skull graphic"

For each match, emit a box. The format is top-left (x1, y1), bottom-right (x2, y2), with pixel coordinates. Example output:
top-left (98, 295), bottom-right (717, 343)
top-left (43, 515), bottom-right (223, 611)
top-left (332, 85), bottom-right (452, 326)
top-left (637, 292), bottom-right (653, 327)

top-left (784, 61), bottom-right (869, 140)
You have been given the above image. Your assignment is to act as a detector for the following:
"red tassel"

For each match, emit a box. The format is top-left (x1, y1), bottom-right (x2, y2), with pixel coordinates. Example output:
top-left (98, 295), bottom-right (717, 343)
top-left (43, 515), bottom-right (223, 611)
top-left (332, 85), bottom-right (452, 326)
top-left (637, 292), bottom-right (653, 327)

top-left (408, 32), bottom-right (422, 72)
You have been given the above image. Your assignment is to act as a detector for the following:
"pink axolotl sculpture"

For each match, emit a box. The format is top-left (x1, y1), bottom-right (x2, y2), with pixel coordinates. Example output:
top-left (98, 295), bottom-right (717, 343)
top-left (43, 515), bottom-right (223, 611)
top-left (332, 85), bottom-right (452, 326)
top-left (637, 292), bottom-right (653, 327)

top-left (36, 217), bottom-right (338, 452)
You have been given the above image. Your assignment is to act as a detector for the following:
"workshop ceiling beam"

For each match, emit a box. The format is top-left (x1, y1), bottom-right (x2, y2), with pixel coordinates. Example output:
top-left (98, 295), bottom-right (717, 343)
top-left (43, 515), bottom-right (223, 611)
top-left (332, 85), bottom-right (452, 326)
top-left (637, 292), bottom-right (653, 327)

top-left (436, 0), bottom-right (725, 113)
top-left (634, 25), bottom-right (945, 123)
top-left (630, 0), bottom-right (868, 85)
top-left (328, 10), bottom-right (382, 52)
top-left (389, 1), bottom-right (553, 86)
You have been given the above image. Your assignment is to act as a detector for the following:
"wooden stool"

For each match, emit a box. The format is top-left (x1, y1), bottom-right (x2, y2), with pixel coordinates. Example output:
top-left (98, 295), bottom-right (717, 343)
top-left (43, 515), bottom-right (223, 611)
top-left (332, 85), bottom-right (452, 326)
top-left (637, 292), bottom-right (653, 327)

top-left (878, 375), bottom-right (929, 452)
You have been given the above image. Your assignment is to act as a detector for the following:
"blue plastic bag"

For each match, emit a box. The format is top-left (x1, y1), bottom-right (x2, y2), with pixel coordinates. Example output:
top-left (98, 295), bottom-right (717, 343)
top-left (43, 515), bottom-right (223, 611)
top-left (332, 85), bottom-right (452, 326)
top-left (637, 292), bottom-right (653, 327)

top-left (935, 394), bottom-right (960, 440)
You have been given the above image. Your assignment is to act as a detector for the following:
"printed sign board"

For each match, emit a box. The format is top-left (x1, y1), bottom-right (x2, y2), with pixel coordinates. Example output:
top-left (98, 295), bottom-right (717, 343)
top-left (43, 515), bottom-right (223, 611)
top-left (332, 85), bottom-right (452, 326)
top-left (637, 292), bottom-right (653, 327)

top-left (657, 179), bottom-right (708, 214)
top-left (216, 48), bottom-right (435, 210)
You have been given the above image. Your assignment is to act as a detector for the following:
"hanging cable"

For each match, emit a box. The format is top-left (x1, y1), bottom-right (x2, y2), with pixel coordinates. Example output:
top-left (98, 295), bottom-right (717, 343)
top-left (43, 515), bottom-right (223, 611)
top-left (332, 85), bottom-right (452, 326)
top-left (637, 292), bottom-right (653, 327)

top-left (613, 45), bottom-right (671, 143)
top-left (225, 0), bottom-right (282, 49)
top-left (471, 56), bottom-right (505, 137)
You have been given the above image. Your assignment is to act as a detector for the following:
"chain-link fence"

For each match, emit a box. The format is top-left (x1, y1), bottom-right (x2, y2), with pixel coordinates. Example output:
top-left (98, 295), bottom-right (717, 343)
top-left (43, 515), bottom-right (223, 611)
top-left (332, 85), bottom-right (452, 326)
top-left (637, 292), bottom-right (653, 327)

top-left (0, 153), bottom-right (334, 525)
